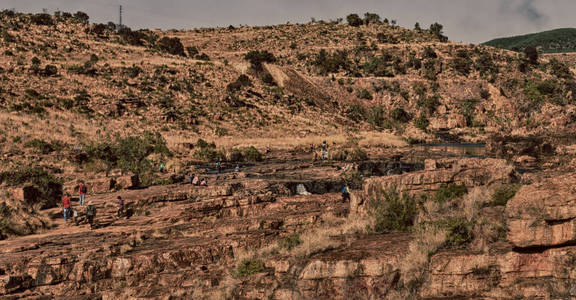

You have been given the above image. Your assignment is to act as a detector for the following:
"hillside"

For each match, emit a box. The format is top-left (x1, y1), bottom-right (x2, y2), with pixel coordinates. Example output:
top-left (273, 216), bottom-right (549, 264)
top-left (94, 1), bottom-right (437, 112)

top-left (484, 28), bottom-right (576, 53)
top-left (3, 10), bottom-right (576, 300)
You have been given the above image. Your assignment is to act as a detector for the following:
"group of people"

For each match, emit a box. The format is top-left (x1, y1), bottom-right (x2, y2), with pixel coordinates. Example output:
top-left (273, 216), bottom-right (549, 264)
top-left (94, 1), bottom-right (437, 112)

top-left (187, 174), bottom-right (208, 186)
top-left (61, 181), bottom-right (126, 230)
top-left (215, 161), bottom-right (241, 174)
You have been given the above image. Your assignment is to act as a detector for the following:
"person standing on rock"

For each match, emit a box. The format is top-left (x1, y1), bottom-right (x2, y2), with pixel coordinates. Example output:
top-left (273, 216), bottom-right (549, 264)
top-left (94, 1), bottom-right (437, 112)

top-left (321, 141), bottom-right (329, 161)
top-left (78, 181), bottom-right (88, 206)
top-left (116, 196), bottom-right (124, 219)
top-left (216, 161), bottom-right (222, 174)
top-left (86, 200), bottom-right (96, 229)
top-left (341, 185), bottom-right (351, 202)
top-left (62, 193), bottom-right (71, 222)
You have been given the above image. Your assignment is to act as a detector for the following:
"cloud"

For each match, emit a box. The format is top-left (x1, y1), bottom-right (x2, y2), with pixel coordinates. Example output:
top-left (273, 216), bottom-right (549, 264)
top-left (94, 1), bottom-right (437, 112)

top-left (505, 0), bottom-right (548, 25)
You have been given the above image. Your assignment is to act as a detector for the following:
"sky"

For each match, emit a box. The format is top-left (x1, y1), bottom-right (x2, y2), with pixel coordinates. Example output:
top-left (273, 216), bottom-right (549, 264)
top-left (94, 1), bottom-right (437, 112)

top-left (1, 0), bottom-right (574, 43)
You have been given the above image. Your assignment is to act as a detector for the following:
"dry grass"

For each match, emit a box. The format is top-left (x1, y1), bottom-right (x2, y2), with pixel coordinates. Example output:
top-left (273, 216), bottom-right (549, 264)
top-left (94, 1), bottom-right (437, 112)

top-left (233, 214), bottom-right (372, 268)
top-left (398, 224), bottom-right (448, 289)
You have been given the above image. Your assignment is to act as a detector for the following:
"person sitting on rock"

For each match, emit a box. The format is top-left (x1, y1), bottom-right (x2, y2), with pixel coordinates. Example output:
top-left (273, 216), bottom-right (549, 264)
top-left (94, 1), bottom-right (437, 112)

top-left (72, 208), bottom-right (79, 226)
top-left (62, 193), bottom-right (71, 222)
top-left (234, 165), bottom-right (240, 172)
top-left (341, 185), bottom-right (351, 202)
top-left (188, 173), bottom-right (195, 184)
top-left (85, 201), bottom-right (96, 229)
top-left (199, 178), bottom-right (208, 186)
top-left (116, 196), bottom-right (124, 219)
top-left (192, 175), bottom-right (200, 186)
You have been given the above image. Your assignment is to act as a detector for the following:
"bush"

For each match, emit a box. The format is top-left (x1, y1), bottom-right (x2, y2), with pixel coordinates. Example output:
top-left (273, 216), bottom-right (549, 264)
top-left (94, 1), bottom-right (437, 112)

top-left (369, 187), bottom-right (418, 233)
top-left (314, 49), bottom-right (350, 75)
top-left (73, 11), bottom-right (90, 24)
top-left (42, 65), bottom-right (58, 76)
top-left (367, 105), bottom-right (386, 128)
top-left (245, 50), bottom-right (276, 70)
top-left (414, 114), bottom-right (430, 131)
top-left (486, 184), bottom-right (521, 207)
top-left (357, 89), bottom-right (373, 100)
top-left (25, 139), bottom-right (64, 154)
top-left (195, 53), bottom-right (210, 61)
top-left (429, 22), bottom-right (448, 42)
top-left (524, 46), bottom-right (538, 65)
top-left (227, 74), bottom-right (252, 93)
top-left (340, 170), bottom-right (364, 189)
top-left (241, 146), bottom-right (263, 162)
top-left (0, 167), bottom-right (63, 209)
top-left (390, 108), bottom-right (411, 123)
top-left (86, 132), bottom-right (171, 178)
top-left (433, 217), bottom-right (474, 249)
top-left (346, 104), bottom-right (366, 123)
top-left (346, 14), bottom-right (363, 27)
top-left (549, 59), bottom-right (573, 79)
top-left (156, 37), bottom-right (186, 56)
top-left (434, 183), bottom-right (468, 204)
top-left (186, 46), bottom-right (199, 57)
top-left (278, 234), bottom-right (302, 251)
top-left (31, 13), bottom-right (54, 26)
top-left (237, 259), bottom-right (266, 277)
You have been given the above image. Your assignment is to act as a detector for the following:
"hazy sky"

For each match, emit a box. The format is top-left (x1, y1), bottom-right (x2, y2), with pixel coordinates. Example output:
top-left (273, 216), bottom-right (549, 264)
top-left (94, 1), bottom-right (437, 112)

top-left (1, 0), bottom-right (574, 43)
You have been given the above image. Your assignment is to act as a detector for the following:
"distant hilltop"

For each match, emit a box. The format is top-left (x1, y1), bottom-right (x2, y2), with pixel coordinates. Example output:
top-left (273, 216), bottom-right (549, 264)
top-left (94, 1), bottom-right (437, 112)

top-left (483, 28), bottom-right (576, 53)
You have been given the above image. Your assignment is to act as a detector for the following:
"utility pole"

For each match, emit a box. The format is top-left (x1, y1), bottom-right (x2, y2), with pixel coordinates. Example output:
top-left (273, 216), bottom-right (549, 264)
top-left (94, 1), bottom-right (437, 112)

top-left (118, 5), bottom-right (123, 30)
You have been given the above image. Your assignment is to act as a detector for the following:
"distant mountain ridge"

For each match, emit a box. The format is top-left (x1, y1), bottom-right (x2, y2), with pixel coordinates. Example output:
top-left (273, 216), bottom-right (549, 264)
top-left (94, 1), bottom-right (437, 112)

top-left (483, 28), bottom-right (576, 53)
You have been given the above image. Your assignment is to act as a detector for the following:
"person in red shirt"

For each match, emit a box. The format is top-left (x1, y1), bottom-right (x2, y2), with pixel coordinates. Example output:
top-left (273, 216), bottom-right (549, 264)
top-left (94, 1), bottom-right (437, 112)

top-left (62, 193), bottom-right (71, 222)
top-left (78, 182), bottom-right (88, 206)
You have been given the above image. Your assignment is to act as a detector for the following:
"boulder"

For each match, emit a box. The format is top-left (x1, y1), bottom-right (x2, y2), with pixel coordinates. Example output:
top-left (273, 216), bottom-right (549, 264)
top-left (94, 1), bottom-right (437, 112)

top-left (507, 174), bottom-right (576, 248)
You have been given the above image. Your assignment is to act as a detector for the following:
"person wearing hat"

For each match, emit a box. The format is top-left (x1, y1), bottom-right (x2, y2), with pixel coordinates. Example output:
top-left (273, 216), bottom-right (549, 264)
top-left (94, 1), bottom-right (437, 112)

top-left (85, 200), bottom-right (96, 229)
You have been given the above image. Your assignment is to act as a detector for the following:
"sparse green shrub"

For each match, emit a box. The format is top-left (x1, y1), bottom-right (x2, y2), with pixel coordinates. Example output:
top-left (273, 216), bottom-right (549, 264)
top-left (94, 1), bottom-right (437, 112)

top-left (261, 72), bottom-right (276, 85)
top-left (25, 139), bottom-right (64, 154)
top-left (452, 49), bottom-right (473, 76)
top-left (227, 74), bottom-right (252, 93)
top-left (340, 170), bottom-right (364, 189)
top-left (486, 184), bottom-right (521, 207)
top-left (237, 259), bottom-right (266, 277)
top-left (524, 46), bottom-right (539, 65)
top-left (245, 50), bottom-right (276, 70)
top-left (314, 49), bottom-right (350, 75)
top-left (215, 127), bottom-right (228, 137)
top-left (434, 183), bottom-right (468, 204)
top-left (86, 131), bottom-right (171, 179)
top-left (31, 13), bottom-right (54, 26)
top-left (156, 36), bottom-right (186, 56)
top-left (123, 65), bottom-right (142, 78)
top-left (549, 58), bottom-right (573, 79)
top-left (73, 11), bottom-right (90, 24)
top-left (369, 187), bottom-right (418, 233)
top-left (241, 146), bottom-right (263, 162)
top-left (186, 46), bottom-right (199, 57)
top-left (433, 217), bottom-right (474, 249)
top-left (461, 98), bottom-right (480, 127)
top-left (195, 53), bottom-right (210, 61)
top-left (414, 114), bottom-right (430, 131)
top-left (42, 65), bottom-right (58, 76)
top-left (357, 89), bottom-right (373, 100)
top-left (429, 22), bottom-right (448, 42)
top-left (346, 104), bottom-right (366, 122)
top-left (480, 89), bottom-right (491, 100)
top-left (367, 105), bottom-right (386, 128)
top-left (418, 94), bottom-right (441, 114)
top-left (390, 108), bottom-right (411, 123)
top-left (346, 14), bottom-right (363, 27)
top-left (278, 234), bottom-right (302, 251)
